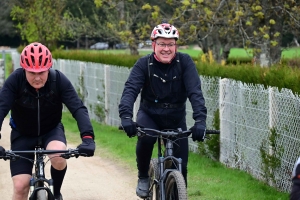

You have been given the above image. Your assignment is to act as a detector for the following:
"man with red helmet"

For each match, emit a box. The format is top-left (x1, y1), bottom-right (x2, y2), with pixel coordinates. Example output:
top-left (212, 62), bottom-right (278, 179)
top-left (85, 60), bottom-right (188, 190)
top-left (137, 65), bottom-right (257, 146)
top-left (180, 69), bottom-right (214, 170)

top-left (119, 22), bottom-right (207, 198)
top-left (0, 42), bottom-right (95, 200)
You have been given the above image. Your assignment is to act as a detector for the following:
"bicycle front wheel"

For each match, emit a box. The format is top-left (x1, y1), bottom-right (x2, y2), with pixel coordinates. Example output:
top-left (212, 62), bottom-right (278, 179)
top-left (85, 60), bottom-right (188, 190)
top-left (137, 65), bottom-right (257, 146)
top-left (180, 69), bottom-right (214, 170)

top-left (165, 171), bottom-right (187, 200)
top-left (36, 189), bottom-right (47, 200)
top-left (148, 158), bottom-right (160, 200)
top-left (33, 174), bottom-right (47, 200)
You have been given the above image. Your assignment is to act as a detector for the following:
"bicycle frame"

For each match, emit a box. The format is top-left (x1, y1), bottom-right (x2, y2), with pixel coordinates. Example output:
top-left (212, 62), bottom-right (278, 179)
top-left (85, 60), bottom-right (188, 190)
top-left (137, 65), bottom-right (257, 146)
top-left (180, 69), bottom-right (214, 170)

top-left (156, 134), bottom-right (183, 200)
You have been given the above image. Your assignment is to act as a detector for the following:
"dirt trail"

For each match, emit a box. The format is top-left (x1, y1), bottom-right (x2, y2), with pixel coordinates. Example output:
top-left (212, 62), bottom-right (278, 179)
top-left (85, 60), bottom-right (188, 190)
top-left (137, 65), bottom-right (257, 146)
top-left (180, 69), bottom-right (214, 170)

top-left (0, 118), bottom-right (141, 200)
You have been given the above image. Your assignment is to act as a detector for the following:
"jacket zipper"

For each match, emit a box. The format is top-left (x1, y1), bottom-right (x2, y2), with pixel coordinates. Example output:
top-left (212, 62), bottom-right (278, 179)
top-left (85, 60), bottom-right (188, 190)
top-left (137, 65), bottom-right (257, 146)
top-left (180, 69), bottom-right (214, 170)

top-left (37, 90), bottom-right (40, 136)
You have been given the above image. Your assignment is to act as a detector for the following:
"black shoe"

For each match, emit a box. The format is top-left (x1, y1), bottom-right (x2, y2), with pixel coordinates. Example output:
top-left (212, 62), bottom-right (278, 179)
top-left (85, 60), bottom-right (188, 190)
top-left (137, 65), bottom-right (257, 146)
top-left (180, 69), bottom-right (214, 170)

top-left (54, 194), bottom-right (63, 200)
top-left (136, 177), bottom-right (150, 198)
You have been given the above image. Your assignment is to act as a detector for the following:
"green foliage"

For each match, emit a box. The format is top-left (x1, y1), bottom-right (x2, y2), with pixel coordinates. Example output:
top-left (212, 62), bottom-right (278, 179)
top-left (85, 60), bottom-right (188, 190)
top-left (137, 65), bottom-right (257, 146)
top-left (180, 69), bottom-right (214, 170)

top-left (0, 53), bottom-right (12, 79)
top-left (52, 50), bottom-right (140, 68)
top-left (10, 0), bottom-right (66, 46)
top-left (198, 109), bottom-right (220, 160)
top-left (260, 127), bottom-right (284, 187)
top-left (197, 62), bottom-right (300, 95)
top-left (94, 95), bottom-right (106, 123)
top-left (76, 70), bottom-right (85, 101)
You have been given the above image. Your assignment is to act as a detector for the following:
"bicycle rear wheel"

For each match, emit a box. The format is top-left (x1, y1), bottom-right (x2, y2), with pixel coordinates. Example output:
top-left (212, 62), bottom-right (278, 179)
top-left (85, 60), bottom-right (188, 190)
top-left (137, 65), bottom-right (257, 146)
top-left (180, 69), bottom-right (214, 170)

top-left (165, 171), bottom-right (187, 200)
top-left (148, 158), bottom-right (160, 200)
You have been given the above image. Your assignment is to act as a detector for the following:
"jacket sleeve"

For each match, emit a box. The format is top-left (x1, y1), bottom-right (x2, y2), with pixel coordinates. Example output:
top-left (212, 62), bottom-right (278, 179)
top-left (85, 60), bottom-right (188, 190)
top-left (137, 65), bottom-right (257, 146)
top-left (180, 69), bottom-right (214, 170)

top-left (58, 71), bottom-right (94, 138)
top-left (119, 57), bottom-right (147, 119)
top-left (0, 69), bottom-right (22, 131)
top-left (181, 54), bottom-right (207, 123)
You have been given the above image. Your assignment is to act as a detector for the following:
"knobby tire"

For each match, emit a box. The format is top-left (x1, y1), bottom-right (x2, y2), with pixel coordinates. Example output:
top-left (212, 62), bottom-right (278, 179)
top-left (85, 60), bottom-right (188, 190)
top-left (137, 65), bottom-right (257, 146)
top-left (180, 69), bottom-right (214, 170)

top-left (148, 158), bottom-right (160, 200)
top-left (165, 171), bottom-right (187, 200)
top-left (33, 173), bottom-right (47, 200)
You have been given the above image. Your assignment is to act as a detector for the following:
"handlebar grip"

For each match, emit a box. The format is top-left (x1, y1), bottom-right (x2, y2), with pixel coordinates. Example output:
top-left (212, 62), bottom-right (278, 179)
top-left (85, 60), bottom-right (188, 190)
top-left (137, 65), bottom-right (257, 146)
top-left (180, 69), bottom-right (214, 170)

top-left (205, 130), bottom-right (220, 134)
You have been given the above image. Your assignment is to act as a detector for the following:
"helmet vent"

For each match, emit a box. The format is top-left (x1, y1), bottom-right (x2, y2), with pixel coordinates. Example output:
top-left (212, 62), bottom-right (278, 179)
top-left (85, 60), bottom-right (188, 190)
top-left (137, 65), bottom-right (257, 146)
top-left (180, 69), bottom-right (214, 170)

top-left (31, 55), bottom-right (35, 66)
top-left (44, 58), bottom-right (48, 67)
top-left (25, 58), bottom-right (30, 67)
top-left (39, 55), bottom-right (43, 66)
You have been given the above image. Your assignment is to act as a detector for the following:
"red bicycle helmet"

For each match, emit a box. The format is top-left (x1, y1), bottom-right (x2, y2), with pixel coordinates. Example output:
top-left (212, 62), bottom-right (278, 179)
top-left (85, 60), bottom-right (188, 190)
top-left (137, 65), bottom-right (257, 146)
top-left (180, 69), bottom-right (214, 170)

top-left (150, 23), bottom-right (179, 41)
top-left (20, 42), bottom-right (53, 72)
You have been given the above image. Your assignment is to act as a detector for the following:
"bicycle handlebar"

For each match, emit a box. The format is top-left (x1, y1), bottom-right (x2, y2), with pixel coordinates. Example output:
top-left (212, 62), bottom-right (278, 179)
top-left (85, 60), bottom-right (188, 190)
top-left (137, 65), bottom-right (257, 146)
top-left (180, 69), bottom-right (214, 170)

top-left (0, 148), bottom-right (85, 160)
top-left (118, 126), bottom-right (220, 137)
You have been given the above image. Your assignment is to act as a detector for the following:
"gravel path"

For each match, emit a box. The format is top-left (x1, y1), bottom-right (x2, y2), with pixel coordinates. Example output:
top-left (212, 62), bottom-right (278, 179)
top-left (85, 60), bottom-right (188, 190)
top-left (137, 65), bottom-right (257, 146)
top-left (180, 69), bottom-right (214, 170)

top-left (0, 118), bottom-right (141, 200)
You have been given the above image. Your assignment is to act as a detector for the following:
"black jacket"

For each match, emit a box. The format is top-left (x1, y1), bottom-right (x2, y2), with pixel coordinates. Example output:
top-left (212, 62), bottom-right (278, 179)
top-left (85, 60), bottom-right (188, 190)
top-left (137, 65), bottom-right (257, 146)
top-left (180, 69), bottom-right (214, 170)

top-left (119, 52), bottom-right (207, 123)
top-left (0, 68), bottom-right (94, 138)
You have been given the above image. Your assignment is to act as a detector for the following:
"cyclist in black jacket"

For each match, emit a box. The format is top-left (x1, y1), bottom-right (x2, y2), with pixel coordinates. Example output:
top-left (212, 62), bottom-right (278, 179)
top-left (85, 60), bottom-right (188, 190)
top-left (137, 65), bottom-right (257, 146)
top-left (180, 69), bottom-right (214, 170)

top-left (291, 157), bottom-right (300, 200)
top-left (119, 23), bottom-right (207, 198)
top-left (0, 42), bottom-right (95, 200)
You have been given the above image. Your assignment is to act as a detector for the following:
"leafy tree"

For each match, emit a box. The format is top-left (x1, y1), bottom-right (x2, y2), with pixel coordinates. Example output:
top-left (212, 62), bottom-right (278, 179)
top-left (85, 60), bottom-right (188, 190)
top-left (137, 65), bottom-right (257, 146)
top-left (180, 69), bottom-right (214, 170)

top-left (94, 0), bottom-right (165, 55)
top-left (10, 0), bottom-right (67, 48)
top-left (0, 1), bottom-right (18, 36)
top-left (153, 0), bottom-right (300, 66)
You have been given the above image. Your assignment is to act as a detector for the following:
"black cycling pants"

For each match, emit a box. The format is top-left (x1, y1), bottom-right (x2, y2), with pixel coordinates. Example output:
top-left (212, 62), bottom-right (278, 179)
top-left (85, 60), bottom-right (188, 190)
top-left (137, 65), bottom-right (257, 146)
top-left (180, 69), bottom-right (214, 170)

top-left (291, 183), bottom-right (300, 200)
top-left (136, 109), bottom-right (189, 185)
top-left (10, 122), bottom-right (67, 177)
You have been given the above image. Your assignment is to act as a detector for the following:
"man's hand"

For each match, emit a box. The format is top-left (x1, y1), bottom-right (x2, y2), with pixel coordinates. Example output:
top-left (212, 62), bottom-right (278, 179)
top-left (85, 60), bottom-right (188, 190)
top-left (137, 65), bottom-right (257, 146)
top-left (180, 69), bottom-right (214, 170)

top-left (121, 117), bottom-right (137, 138)
top-left (190, 121), bottom-right (206, 142)
top-left (0, 146), bottom-right (6, 158)
top-left (77, 136), bottom-right (95, 157)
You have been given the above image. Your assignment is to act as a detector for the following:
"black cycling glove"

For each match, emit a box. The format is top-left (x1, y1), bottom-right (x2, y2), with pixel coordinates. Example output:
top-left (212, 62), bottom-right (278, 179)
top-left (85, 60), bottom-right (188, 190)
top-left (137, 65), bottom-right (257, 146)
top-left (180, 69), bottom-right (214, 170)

top-left (121, 117), bottom-right (137, 138)
top-left (190, 121), bottom-right (206, 142)
top-left (77, 136), bottom-right (95, 157)
top-left (0, 146), bottom-right (6, 158)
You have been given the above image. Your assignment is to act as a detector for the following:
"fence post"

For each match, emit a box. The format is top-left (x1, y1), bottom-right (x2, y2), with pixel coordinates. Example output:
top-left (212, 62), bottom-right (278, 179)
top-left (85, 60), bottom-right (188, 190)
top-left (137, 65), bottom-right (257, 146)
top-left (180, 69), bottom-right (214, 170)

top-left (0, 59), bottom-right (4, 88)
top-left (104, 65), bottom-right (110, 124)
top-left (2, 50), bottom-right (5, 80)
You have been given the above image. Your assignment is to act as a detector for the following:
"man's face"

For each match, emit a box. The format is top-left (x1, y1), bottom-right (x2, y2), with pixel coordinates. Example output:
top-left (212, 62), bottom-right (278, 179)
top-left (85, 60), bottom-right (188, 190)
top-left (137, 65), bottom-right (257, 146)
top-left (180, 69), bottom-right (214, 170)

top-left (25, 70), bottom-right (49, 90)
top-left (152, 38), bottom-right (177, 64)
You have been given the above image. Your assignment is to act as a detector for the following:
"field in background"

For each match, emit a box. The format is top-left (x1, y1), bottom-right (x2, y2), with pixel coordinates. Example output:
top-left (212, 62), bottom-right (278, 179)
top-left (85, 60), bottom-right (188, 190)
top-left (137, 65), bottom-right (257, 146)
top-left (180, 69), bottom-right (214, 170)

top-left (90, 46), bottom-right (300, 60)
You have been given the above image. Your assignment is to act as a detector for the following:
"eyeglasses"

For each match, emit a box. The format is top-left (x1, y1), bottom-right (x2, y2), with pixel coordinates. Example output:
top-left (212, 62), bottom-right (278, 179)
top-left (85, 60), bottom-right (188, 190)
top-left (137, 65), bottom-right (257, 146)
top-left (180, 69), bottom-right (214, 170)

top-left (155, 42), bottom-right (176, 48)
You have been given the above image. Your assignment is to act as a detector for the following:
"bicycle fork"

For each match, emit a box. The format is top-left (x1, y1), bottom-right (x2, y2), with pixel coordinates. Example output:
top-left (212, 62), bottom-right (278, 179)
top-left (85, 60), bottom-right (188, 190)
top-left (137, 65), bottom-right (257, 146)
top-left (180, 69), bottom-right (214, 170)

top-left (29, 153), bottom-right (54, 199)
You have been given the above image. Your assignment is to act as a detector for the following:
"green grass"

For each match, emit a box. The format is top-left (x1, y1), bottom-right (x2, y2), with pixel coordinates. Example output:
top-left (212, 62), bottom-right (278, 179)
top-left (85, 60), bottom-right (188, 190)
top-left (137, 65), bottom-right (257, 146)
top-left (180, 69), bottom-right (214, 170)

top-left (62, 111), bottom-right (289, 199)
top-left (0, 53), bottom-right (12, 79)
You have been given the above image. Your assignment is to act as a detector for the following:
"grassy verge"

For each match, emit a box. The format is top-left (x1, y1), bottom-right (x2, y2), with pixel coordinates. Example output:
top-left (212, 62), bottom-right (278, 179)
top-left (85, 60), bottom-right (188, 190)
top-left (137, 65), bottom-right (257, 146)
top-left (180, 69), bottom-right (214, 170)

top-left (62, 111), bottom-right (289, 199)
top-left (0, 53), bottom-right (13, 79)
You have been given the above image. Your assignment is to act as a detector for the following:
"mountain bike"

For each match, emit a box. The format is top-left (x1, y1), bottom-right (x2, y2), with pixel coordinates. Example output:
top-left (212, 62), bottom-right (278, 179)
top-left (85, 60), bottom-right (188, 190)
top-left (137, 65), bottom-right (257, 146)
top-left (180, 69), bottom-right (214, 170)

top-left (135, 127), bottom-right (220, 200)
top-left (119, 125), bottom-right (220, 200)
top-left (0, 139), bottom-right (87, 200)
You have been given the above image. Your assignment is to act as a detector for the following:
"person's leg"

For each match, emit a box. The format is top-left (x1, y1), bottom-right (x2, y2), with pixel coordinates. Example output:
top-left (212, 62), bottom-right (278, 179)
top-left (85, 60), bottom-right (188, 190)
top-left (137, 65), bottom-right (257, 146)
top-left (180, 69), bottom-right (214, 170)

top-left (12, 174), bottom-right (32, 200)
top-left (135, 110), bottom-right (159, 197)
top-left (136, 110), bottom-right (159, 178)
top-left (10, 130), bottom-right (36, 200)
top-left (44, 123), bottom-right (67, 199)
top-left (290, 183), bottom-right (300, 200)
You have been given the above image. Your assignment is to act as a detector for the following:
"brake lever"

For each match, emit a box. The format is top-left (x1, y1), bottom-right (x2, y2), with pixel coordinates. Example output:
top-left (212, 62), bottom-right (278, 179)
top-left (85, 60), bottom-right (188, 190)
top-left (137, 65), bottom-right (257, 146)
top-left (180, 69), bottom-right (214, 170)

top-left (136, 127), bottom-right (146, 137)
